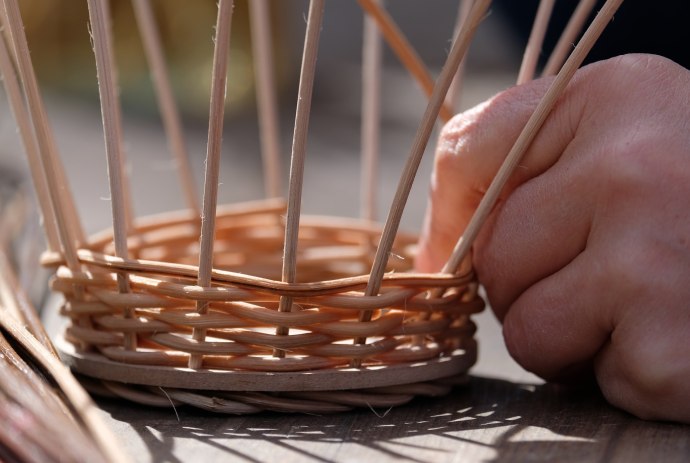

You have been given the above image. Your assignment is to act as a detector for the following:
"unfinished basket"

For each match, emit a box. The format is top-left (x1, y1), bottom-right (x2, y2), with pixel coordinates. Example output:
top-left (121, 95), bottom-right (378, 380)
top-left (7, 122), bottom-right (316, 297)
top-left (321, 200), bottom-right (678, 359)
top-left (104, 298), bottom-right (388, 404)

top-left (1, 0), bottom-right (622, 414)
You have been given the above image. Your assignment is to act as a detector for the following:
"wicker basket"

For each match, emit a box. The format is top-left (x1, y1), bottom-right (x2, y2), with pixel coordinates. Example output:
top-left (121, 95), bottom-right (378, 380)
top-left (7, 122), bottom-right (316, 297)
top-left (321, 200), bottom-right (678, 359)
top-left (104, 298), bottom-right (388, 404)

top-left (45, 200), bottom-right (482, 413)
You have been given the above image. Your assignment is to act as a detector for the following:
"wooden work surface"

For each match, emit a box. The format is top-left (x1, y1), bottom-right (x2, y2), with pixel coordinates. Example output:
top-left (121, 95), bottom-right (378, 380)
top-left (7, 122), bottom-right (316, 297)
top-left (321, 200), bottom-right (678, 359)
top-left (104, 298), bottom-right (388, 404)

top-left (85, 309), bottom-right (690, 463)
top-left (94, 378), bottom-right (690, 463)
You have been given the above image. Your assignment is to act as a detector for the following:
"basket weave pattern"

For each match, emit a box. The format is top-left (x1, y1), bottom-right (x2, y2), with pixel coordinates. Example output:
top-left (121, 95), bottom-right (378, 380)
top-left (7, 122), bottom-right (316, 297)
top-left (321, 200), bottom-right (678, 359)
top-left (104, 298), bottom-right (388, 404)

top-left (48, 201), bottom-right (482, 383)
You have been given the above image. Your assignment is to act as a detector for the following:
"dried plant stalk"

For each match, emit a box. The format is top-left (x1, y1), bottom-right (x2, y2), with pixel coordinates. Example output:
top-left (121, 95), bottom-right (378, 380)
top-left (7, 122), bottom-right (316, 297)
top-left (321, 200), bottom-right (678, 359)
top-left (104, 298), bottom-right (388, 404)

top-left (1, 0), bottom-right (84, 267)
top-left (276, 0), bottom-right (326, 347)
top-left (86, 0), bottom-right (136, 352)
top-left (543, 0), bottom-right (598, 76)
top-left (132, 0), bottom-right (199, 212)
top-left (355, 0), bottom-right (492, 352)
top-left (360, 0), bottom-right (383, 223)
top-left (0, 249), bottom-right (55, 356)
top-left (357, 0), bottom-right (454, 122)
top-left (0, 260), bottom-right (128, 462)
top-left (191, 0), bottom-right (235, 369)
top-left (0, 31), bottom-right (59, 252)
top-left (517, 0), bottom-right (556, 85)
top-left (446, 0), bottom-right (475, 111)
top-left (249, 0), bottom-right (283, 199)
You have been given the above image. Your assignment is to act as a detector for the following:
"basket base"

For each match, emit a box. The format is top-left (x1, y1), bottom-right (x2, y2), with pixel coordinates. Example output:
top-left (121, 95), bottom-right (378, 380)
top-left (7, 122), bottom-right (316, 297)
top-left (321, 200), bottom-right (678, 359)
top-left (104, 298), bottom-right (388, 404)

top-left (57, 335), bottom-right (477, 393)
top-left (78, 371), bottom-right (473, 415)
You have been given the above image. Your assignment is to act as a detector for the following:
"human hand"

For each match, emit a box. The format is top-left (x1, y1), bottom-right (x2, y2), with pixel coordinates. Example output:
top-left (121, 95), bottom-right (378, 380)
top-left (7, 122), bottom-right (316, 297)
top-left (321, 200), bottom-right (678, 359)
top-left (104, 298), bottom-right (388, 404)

top-left (416, 54), bottom-right (690, 423)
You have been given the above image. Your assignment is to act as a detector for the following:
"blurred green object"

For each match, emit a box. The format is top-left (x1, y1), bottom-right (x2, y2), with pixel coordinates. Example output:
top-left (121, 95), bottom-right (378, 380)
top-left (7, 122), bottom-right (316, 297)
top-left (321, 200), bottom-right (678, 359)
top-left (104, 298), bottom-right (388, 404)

top-left (18, 0), bottom-right (291, 119)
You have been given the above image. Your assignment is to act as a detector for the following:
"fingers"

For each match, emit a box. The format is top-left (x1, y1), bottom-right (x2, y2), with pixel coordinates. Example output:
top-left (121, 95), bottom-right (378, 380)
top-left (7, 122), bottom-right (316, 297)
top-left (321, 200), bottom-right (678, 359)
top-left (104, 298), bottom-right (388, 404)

top-left (501, 249), bottom-right (612, 381)
top-left (416, 54), bottom-right (690, 423)
top-left (416, 73), bottom-right (587, 272)
top-left (474, 136), bottom-right (598, 319)
top-left (592, 240), bottom-right (690, 422)
top-left (416, 54), bottom-right (683, 274)
top-left (595, 336), bottom-right (690, 423)
top-left (417, 55), bottom-right (690, 274)
top-left (505, 230), bottom-right (690, 422)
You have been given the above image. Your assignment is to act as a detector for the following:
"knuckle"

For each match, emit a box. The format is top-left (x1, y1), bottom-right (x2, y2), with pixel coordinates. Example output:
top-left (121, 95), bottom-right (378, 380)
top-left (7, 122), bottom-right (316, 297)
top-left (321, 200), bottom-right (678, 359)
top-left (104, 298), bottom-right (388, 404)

top-left (611, 54), bottom-right (685, 85)
top-left (598, 347), bottom-right (686, 421)
top-left (593, 130), bottom-right (665, 200)
top-left (589, 54), bottom-right (684, 96)
top-left (435, 106), bottom-right (486, 170)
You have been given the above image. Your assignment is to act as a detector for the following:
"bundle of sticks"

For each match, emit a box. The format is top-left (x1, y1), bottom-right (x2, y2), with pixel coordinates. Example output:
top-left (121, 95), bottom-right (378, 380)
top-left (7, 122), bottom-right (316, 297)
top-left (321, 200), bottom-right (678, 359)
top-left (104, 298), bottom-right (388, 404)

top-left (0, 190), bottom-right (128, 462)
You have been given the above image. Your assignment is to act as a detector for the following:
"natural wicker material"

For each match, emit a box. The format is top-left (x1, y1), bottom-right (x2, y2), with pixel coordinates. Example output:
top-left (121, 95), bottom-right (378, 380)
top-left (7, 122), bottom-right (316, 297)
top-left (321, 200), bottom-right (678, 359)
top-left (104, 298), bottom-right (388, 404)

top-left (45, 200), bottom-right (482, 397)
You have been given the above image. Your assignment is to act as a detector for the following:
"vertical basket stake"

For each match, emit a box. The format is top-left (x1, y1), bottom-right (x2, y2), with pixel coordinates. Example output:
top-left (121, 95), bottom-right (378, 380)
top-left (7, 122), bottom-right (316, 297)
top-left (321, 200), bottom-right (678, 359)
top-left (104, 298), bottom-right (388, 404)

top-left (132, 0), bottom-right (200, 213)
top-left (87, 0), bottom-right (137, 349)
top-left (189, 0), bottom-right (234, 370)
top-left (446, 0), bottom-right (475, 112)
top-left (543, 0), bottom-right (598, 76)
top-left (517, 0), bottom-right (556, 85)
top-left (357, 0), bottom-right (454, 123)
top-left (352, 0), bottom-right (492, 365)
top-left (249, 0), bottom-right (283, 199)
top-left (360, 0), bottom-right (383, 224)
top-left (415, 0), bottom-right (560, 335)
top-left (274, 0), bottom-right (326, 357)
top-left (444, 0), bottom-right (625, 275)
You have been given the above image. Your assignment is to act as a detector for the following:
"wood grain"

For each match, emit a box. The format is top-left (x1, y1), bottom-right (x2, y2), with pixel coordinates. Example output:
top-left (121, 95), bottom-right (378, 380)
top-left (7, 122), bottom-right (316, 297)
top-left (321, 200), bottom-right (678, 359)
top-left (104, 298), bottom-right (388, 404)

top-left (91, 375), bottom-right (690, 463)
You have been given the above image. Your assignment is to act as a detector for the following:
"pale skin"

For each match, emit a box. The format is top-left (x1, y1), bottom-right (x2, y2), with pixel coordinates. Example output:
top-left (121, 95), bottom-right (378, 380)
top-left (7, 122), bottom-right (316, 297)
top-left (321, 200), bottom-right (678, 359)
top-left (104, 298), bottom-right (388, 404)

top-left (416, 54), bottom-right (690, 423)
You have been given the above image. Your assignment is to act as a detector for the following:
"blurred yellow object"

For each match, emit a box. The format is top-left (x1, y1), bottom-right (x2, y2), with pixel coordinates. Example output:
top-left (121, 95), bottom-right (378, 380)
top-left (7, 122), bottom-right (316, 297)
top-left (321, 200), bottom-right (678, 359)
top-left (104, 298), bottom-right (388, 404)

top-left (18, 0), bottom-right (289, 119)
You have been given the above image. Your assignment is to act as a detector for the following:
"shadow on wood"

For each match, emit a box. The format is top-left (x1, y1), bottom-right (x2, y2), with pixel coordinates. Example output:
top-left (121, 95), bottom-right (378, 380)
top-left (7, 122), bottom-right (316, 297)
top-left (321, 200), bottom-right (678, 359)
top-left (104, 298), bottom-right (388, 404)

top-left (95, 375), bottom-right (690, 462)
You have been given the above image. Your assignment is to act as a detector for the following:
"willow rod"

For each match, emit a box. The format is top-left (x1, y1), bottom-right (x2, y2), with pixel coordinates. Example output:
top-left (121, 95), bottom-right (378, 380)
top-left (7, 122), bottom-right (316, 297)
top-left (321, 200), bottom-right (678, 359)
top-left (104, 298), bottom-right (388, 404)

top-left (0, 250), bottom-right (56, 356)
top-left (446, 0), bottom-right (474, 112)
top-left (86, 0), bottom-right (136, 349)
top-left (357, 0), bottom-right (454, 122)
top-left (275, 0), bottom-right (326, 353)
top-left (249, 0), bottom-right (283, 199)
top-left (543, 0), bottom-right (598, 76)
top-left (360, 0), bottom-right (383, 223)
top-left (0, 310), bottom-right (131, 463)
top-left (354, 0), bottom-right (492, 354)
top-left (1, 0), bottom-right (85, 264)
top-left (517, 0), bottom-right (556, 85)
top-left (132, 0), bottom-right (199, 213)
top-left (190, 0), bottom-right (235, 370)
top-left (0, 32), bottom-right (59, 252)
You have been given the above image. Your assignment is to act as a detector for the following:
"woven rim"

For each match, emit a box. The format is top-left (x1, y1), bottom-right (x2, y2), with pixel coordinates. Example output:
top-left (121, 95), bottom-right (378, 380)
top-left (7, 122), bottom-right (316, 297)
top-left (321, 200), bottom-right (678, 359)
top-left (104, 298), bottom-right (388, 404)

top-left (47, 199), bottom-right (482, 393)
